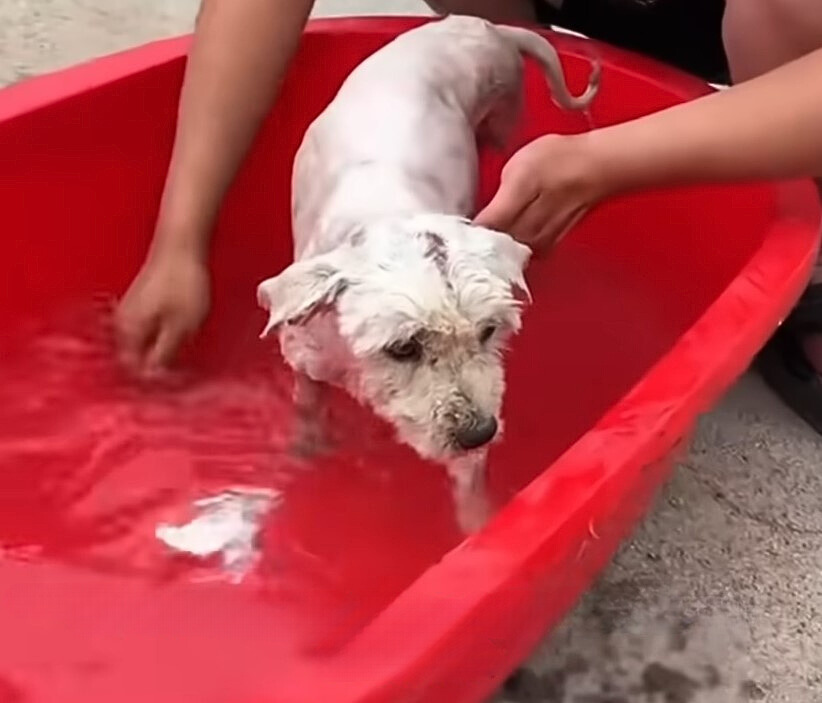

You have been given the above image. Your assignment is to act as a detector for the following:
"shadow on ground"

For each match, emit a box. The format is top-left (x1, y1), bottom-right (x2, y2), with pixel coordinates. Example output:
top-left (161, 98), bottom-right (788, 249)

top-left (499, 374), bottom-right (822, 703)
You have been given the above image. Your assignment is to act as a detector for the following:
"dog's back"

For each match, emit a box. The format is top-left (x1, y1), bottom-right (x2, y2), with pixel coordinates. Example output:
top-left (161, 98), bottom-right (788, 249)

top-left (291, 16), bottom-right (599, 260)
top-left (264, 18), bottom-right (563, 484)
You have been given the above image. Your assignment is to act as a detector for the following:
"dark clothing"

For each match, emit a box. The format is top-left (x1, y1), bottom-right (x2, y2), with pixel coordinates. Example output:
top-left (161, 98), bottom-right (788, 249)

top-left (534, 0), bottom-right (729, 84)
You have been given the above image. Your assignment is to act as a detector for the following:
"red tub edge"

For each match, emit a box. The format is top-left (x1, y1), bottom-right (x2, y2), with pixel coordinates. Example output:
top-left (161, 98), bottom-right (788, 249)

top-left (0, 35), bottom-right (192, 123)
top-left (285, 21), bottom-right (821, 703)
top-left (320, 192), bottom-right (820, 703)
top-left (2, 17), bottom-right (820, 703)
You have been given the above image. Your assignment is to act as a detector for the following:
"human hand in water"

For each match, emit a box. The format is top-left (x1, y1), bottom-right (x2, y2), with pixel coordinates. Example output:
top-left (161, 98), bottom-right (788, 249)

top-left (474, 133), bottom-right (605, 249)
top-left (116, 245), bottom-right (210, 375)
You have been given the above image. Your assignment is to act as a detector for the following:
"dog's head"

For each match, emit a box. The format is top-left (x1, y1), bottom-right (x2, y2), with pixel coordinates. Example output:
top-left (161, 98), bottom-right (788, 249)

top-left (258, 214), bottom-right (531, 461)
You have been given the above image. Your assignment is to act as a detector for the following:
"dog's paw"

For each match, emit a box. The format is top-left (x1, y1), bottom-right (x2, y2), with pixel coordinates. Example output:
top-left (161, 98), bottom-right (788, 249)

top-left (289, 415), bottom-right (337, 461)
top-left (290, 430), bottom-right (331, 461)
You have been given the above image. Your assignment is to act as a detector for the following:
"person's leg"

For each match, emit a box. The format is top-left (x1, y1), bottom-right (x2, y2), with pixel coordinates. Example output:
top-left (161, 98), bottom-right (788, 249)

top-left (724, 0), bottom-right (822, 431)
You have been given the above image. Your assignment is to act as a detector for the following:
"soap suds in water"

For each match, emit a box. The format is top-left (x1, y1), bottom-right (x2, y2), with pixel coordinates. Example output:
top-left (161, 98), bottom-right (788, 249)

top-left (155, 487), bottom-right (280, 583)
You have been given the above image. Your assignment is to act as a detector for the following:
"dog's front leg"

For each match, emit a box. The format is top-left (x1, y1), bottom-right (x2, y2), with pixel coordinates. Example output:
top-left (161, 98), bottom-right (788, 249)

top-left (291, 372), bottom-right (332, 459)
top-left (447, 452), bottom-right (493, 535)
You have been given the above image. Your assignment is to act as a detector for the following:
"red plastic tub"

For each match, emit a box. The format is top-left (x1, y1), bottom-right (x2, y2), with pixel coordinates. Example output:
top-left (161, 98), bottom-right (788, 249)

top-left (0, 16), bottom-right (819, 703)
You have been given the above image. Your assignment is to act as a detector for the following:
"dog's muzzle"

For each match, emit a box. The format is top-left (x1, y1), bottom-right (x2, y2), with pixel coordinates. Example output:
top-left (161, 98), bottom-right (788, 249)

top-left (454, 415), bottom-right (498, 450)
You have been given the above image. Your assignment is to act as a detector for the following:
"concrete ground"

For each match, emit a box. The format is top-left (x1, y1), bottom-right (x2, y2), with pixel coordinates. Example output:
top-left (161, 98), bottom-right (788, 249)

top-left (1, 1), bottom-right (820, 701)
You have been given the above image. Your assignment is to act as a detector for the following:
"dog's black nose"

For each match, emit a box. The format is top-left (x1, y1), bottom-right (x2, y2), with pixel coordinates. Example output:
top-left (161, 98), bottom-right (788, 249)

top-left (455, 415), bottom-right (498, 450)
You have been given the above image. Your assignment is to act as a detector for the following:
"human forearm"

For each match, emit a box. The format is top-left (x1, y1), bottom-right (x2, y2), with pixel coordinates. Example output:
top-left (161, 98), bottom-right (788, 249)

top-left (116, 0), bottom-right (314, 369)
top-left (153, 0), bottom-right (314, 259)
top-left (587, 46), bottom-right (822, 198)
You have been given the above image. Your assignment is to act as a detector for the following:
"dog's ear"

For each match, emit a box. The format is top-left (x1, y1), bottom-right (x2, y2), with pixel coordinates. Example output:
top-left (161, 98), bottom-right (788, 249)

top-left (257, 254), bottom-right (348, 337)
top-left (475, 227), bottom-right (533, 303)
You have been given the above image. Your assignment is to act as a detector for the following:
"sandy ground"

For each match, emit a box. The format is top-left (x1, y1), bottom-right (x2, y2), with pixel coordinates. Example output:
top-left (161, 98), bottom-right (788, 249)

top-left (1, 1), bottom-right (820, 702)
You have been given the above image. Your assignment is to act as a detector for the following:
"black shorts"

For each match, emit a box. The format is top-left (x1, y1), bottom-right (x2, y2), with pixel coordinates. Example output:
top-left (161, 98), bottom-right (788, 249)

top-left (533, 0), bottom-right (729, 84)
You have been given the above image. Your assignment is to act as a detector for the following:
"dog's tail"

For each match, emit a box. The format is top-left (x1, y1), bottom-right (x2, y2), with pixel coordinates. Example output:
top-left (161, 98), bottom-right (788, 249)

top-left (495, 25), bottom-right (601, 111)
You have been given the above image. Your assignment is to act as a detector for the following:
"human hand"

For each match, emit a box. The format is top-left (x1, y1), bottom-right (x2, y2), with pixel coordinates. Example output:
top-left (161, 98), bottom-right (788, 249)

top-left (116, 245), bottom-right (210, 376)
top-left (474, 133), bottom-right (605, 250)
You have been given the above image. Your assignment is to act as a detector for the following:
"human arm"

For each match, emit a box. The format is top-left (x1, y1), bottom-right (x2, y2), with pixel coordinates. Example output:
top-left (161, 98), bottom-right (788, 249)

top-left (116, 0), bottom-right (315, 373)
top-left (475, 46), bottom-right (822, 246)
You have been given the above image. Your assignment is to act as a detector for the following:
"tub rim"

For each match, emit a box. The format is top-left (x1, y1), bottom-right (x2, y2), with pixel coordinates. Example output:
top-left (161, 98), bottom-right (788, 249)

top-left (1, 15), bottom-right (819, 703)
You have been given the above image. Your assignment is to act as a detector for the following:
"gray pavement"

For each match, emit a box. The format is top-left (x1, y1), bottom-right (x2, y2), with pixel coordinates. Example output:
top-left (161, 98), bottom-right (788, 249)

top-left (1, 1), bottom-right (820, 701)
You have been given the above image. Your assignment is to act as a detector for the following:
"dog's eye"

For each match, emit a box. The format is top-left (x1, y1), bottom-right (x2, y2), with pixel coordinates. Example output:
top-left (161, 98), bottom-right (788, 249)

top-left (479, 325), bottom-right (497, 344)
top-left (384, 338), bottom-right (423, 362)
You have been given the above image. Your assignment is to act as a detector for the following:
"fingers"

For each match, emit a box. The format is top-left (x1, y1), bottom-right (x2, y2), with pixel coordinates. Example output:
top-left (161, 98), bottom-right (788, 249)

top-left (145, 320), bottom-right (188, 375)
top-left (474, 177), bottom-right (536, 232)
top-left (551, 207), bottom-right (586, 246)
top-left (115, 307), bottom-right (188, 378)
top-left (507, 194), bottom-right (552, 243)
top-left (115, 309), bottom-right (156, 373)
top-left (532, 206), bottom-right (589, 252)
top-left (478, 189), bottom-right (570, 247)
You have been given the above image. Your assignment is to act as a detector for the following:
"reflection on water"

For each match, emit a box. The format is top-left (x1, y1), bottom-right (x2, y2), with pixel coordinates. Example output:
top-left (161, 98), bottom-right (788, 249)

top-left (0, 230), bottom-right (685, 697)
top-left (0, 297), bottom-right (471, 654)
top-left (155, 486), bottom-right (281, 583)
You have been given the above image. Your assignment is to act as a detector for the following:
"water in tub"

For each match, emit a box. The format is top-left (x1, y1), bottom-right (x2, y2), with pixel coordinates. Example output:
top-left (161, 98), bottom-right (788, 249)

top-left (0, 228), bottom-right (673, 678)
top-left (0, 296), bottom-right (493, 657)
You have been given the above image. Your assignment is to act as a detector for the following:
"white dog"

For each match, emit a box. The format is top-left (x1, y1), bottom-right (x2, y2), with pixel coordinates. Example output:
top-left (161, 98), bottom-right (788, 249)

top-left (257, 15), bottom-right (599, 531)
